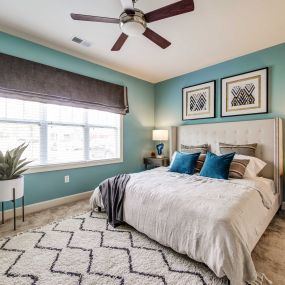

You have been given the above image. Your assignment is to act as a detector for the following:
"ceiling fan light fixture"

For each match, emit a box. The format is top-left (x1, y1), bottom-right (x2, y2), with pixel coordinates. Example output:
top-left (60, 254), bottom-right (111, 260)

top-left (119, 9), bottom-right (146, 36)
top-left (120, 21), bottom-right (146, 36)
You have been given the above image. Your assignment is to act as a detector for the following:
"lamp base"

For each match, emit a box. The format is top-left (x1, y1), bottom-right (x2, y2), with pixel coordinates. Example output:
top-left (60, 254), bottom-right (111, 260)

top-left (156, 142), bottom-right (164, 158)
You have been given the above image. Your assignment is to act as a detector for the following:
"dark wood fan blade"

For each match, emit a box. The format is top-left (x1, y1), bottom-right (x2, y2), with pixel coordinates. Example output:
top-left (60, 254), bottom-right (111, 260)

top-left (143, 28), bottom-right (171, 49)
top-left (111, 33), bottom-right (128, 51)
top-left (144, 0), bottom-right (194, 23)
top-left (70, 13), bottom-right (120, 24)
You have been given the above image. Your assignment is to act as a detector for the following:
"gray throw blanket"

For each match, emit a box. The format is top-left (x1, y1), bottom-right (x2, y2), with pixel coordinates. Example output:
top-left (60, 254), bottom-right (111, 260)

top-left (99, 174), bottom-right (131, 228)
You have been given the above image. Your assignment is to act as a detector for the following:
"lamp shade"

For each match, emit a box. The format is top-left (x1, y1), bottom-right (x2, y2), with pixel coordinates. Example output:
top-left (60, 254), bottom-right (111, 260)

top-left (152, 129), bottom-right (168, 141)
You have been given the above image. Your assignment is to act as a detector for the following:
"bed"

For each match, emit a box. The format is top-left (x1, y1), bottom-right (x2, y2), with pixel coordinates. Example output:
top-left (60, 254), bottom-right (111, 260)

top-left (90, 118), bottom-right (283, 285)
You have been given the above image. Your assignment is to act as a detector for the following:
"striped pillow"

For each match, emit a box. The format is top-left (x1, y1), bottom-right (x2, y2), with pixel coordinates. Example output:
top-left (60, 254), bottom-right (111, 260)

top-left (229, 159), bottom-right (250, 179)
top-left (195, 154), bottom-right (206, 172)
top-left (181, 144), bottom-right (209, 154)
top-left (195, 155), bottom-right (249, 179)
top-left (219, 142), bottom-right (257, 157)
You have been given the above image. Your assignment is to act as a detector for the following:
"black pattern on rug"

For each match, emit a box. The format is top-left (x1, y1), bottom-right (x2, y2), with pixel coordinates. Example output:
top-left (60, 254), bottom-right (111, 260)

top-left (0, 212), bottom-right (228, 285)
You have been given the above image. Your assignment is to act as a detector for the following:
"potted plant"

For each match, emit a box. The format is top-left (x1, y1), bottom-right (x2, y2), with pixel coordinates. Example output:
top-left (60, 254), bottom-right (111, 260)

top-left (0, 143), bottom-right (32, 202)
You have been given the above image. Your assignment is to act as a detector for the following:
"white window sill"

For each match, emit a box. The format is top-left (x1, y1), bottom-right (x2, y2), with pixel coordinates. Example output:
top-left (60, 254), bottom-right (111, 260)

top-left (25, 158), bottom-right (123, 174)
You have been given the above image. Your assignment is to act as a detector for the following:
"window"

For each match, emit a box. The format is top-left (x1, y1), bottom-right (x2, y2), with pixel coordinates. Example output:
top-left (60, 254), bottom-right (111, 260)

top-left (0, 97), bottom-right (122, 172)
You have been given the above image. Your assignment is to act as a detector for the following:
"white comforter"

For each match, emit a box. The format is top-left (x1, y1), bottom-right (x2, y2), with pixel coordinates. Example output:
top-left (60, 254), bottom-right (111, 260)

top-left (90, 167), bottom-right (276, 285)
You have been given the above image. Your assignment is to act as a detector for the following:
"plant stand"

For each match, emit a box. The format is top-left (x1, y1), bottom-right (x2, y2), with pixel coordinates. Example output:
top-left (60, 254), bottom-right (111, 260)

top-left (1, 188), bottom-right (25, 231)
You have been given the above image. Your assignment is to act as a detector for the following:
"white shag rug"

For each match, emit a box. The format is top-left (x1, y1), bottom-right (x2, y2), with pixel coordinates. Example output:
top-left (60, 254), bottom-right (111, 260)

top-left (0, 211), bottom-right (228, 285)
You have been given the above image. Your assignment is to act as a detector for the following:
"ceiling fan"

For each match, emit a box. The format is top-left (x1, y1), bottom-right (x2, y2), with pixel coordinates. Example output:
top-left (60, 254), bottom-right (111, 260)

top-left (70, 0), bottom-right (195, 51)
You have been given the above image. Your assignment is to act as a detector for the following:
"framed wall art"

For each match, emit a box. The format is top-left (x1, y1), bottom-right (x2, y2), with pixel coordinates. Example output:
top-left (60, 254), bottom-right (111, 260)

top-left (182, 80), bottom-right (216, 120)
top-left (221, 67), bottom-right (268, 117)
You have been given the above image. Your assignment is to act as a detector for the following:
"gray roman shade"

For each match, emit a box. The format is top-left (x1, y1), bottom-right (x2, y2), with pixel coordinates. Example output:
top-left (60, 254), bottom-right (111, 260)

top-left (0, 53), bottom-right (129, 115)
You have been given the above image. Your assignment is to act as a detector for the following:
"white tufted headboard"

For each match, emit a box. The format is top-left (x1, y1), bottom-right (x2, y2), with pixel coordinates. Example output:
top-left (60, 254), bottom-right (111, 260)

top-left (169, 118), bottom-right (283, 202)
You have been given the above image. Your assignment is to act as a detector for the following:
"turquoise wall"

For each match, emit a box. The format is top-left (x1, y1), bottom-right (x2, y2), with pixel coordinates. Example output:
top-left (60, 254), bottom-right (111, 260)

top-left (154, 43), bottom-right (285, 198)
top-left (0, 32), bottom-right (155, 208)
top-left (155, 43), bottom-right (285, 127)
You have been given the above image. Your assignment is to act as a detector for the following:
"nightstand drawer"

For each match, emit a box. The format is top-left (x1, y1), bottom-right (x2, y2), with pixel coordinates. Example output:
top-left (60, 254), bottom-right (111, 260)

top-left (144, 157), bottom-right (169, 170)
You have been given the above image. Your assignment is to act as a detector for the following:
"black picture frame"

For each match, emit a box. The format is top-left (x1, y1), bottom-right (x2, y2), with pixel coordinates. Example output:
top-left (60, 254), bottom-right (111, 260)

top-left (182, 80), bottom-right (216, 121)
top-left (220, 67), bottom-right (268, 118)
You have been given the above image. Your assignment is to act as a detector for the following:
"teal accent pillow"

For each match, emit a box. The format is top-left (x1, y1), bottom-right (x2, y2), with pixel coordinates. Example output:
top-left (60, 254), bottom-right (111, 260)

top-left (200, 152), bottom-right (235, 179)
top-left (169, 152), bottom-right (201, 174)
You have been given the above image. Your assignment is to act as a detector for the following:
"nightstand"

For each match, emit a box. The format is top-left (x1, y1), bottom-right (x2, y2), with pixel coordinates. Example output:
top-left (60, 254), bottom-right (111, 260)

top-left (144, 157), bottom-right (169, 170)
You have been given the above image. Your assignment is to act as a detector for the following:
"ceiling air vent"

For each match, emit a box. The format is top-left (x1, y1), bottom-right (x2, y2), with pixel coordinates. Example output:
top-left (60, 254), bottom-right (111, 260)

top-left (72, 36), bottom-right (92, 47)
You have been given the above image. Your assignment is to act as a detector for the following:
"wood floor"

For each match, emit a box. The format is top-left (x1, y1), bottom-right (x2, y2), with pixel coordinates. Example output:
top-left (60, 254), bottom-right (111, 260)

top-left (0, 199), bottom-right (284, 284)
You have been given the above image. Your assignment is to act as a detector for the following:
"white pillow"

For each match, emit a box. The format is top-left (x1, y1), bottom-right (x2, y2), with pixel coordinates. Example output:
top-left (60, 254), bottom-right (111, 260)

top-left (234, 154), bottom-right (267, 178)
top-left (169, 151), bottom-right (178, 168)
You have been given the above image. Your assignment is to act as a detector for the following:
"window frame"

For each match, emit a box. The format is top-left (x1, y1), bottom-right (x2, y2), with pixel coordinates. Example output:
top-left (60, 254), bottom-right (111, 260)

top-left (0, 99), bottom-right (123, 174)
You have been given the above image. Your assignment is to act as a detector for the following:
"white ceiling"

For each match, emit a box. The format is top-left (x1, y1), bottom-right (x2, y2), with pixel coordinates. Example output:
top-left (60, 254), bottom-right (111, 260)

top-left (0, 0), bottom-right (284, 83)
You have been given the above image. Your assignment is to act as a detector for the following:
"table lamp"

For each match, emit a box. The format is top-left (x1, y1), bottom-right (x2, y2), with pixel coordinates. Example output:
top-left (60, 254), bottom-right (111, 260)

top-left (152, 129), bottom-right (168, 158)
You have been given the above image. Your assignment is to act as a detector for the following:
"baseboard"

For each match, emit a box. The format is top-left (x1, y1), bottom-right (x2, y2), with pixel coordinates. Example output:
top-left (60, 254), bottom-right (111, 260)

top-left (282, 202), bottom-right (285, 210)
top-left (2, 190), bottom-right (93, 220)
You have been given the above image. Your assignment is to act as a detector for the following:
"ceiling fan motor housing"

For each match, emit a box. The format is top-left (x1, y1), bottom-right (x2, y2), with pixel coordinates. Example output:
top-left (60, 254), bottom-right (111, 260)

top-left (120, 9), bottom-right (146, 36)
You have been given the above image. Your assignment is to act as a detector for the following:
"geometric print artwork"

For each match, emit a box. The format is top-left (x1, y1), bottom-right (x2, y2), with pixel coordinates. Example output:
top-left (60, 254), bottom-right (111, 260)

top-left (189, 92), bottom-right (207, 111)
top-left (0, 211), bottom-right (228, 285)
top-left (221, 68), bottom-right (268, 117)
top-left (183, 81), bottom-right (216, 120)
top-left (231, 84), bottom-right (255, 107)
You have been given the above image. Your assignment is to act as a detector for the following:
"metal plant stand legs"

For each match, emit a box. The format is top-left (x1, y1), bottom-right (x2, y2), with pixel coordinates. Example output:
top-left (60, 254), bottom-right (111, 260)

top-left (13, 188), bottom-right (16, 230)
top-left (0, 188), bottom-right (25, 230)
top-left (1, 202), bottom-right (4, 224)
top-left (22, 196), bottom-right (25, 222)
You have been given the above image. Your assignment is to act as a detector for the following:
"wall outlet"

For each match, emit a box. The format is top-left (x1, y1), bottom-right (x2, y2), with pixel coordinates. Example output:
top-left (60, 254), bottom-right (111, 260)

top-left (64, 175), bottom-right (70, 183)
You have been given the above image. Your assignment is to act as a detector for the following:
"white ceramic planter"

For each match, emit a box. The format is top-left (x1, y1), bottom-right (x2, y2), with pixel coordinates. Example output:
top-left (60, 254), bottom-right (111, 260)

top-left (0, 176), bottom-right (24, 202)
